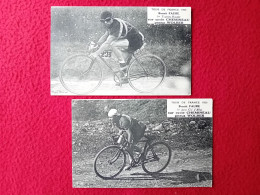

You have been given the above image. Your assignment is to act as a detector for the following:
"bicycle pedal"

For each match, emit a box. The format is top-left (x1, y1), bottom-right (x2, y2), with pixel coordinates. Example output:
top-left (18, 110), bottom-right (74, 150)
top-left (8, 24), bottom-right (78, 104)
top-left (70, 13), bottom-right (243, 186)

top-left (124, 165), bottom-right (132, 171)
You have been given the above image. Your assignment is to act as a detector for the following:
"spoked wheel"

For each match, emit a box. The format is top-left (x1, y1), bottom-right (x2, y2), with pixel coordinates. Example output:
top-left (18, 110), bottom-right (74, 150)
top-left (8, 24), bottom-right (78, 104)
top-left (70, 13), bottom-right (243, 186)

top-left (59, 54), bottom-right (103, 95)
top-left (142, 142), bottom-right (171, 174)
top-left (127, 54), bottom-right (166, 93)
top-left (94, 145), bottom-right (126, 179)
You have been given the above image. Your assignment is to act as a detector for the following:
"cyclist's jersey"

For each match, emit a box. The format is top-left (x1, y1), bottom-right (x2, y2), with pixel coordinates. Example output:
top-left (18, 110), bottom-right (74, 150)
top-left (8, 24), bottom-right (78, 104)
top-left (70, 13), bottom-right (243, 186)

top-left (107, 18), bottom-right (144, 52)
top-left (114, 114), bottom-right (146, 143)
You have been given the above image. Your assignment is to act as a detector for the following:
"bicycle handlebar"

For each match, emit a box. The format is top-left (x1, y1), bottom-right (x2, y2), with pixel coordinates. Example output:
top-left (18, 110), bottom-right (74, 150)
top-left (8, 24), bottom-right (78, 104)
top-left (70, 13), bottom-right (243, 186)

top-left (88, 41), bottom-right (99, 52)
top-left (111, 132), bottom-right (130, 148)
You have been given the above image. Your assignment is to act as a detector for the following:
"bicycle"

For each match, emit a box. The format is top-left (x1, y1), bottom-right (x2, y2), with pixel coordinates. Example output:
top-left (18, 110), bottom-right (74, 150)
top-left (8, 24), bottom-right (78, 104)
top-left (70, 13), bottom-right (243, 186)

top-left (59, 43), bottom-right (166, 95)
top-left (93, 133), bottom-right (172, 179)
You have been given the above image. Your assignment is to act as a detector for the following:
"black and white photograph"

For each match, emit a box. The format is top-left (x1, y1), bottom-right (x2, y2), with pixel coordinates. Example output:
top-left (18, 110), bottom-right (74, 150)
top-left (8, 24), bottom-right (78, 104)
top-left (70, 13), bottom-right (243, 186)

top-left (72, 99), bottom-right (212, 188)
top-left (51, 7), bottom-right (191, 95)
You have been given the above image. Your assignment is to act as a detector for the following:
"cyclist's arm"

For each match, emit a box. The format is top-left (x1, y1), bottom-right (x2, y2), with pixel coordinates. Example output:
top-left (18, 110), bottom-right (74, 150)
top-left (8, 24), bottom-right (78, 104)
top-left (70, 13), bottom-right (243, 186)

top-left (94, 35), bottom-right (117, 56)
top-left (117, 129), bottom-right (132, 146)
top-left (97, 31), bottom-right (109, 46)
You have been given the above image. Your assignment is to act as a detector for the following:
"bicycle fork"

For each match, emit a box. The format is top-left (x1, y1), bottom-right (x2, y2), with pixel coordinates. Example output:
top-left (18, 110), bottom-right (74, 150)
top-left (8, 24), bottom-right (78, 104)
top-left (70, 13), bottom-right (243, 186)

top-left (108, 150), bottom-right (122, 164)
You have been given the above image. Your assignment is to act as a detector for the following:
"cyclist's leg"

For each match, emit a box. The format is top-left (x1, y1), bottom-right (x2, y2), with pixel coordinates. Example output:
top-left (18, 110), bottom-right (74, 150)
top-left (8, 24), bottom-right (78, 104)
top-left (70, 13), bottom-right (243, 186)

top-left (110, 39), bottom-right (129, 64)
top-left (111, 39), bottom-right (132, 78)
top-left (126, 126), bottom-right (145, 167)
top-left (123, 132), bottom-right (136, 170)
top-left (124, 141), bottom-right (136, 170)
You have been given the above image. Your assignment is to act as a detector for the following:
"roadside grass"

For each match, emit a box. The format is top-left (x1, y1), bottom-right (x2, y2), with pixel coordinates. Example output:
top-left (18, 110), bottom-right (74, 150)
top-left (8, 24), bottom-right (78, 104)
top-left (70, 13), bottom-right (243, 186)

top-left (145, 43), bottom-right (191, 76)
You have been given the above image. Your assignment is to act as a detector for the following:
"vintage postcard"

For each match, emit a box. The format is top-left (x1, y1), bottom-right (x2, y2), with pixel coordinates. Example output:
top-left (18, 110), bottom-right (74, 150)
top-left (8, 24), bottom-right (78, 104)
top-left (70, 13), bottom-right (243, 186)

top-left (72, 99), bottom-right (212, 187)
top-left (51, 7), bottom-right (191, 95)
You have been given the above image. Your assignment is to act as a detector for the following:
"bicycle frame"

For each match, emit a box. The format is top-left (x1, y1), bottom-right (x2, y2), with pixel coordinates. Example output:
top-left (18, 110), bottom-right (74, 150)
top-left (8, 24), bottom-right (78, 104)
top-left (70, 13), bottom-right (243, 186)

top-left (97, 55), bottom-right (117, 73)
top-left (82, 56), bottom-right (123, 83)
top-left (117, 135), bottom-right (154, 166)
top-left (97, 52), bottom-right (152, 86)
top-left (96, 52), bottom-right (138, 74)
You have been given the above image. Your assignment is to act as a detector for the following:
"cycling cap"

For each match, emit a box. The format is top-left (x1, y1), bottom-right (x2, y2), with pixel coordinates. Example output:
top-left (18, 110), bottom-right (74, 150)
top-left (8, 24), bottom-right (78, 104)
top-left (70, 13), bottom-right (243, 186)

top-left (101, 11), bottom-right (113, 20)
top-left (108, 109), bottom-right (118, 117)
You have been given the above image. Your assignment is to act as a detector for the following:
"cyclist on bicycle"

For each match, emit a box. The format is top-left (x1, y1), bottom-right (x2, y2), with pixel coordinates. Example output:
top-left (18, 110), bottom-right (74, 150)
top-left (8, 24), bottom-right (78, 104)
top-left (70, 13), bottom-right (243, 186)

top-left (108, 109), bottom-right (146, 170)
top-left (89, 11), bottom-right (144, 84)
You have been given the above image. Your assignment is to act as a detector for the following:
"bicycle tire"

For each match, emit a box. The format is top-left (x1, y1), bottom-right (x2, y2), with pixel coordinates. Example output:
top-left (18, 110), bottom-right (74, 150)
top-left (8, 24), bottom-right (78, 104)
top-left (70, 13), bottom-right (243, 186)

top-left (59, 54), bottom-right (103, 95)
top-left (94, 145), bottom-right (126, 179)
top-left (142, 141), bottom-right (171, 174)
top-left (127, 54), bottom-right (166, 93)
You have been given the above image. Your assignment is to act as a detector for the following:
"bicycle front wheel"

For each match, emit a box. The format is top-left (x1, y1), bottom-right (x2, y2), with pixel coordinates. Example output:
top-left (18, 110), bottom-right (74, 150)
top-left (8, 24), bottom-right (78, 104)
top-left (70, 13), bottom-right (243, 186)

top-left (59, 54), bottom-right (102, 95)
top-left (128, 54), bottom-right (166, 93)
top-left (142, 142), bottom-right (171, 174)
top-left (94, 145), bottom-right (126, 179)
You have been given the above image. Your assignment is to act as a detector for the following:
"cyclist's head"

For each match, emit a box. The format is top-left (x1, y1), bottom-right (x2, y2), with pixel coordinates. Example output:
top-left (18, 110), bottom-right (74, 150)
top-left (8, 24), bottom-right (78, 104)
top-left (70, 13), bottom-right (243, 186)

top-left (108, 109), bottom-right (118, 118)
top-left (100, 11), bottom-right (113, 26)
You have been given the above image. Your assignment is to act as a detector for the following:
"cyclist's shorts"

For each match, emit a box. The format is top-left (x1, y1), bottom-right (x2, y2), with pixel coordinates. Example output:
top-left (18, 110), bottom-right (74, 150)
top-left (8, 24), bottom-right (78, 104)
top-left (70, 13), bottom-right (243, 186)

top-left (127, 32), bottom-right (144, 52)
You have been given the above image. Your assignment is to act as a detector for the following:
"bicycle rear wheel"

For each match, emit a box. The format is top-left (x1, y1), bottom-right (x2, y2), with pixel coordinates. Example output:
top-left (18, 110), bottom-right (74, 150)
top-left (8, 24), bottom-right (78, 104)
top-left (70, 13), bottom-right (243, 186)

top-left (128, 54), bottom-right (166, 93)
top-left (142, 142), bottom-right (171, 174)
top-left (94, 145), bottom-right (126, 179)
top-left (59, 54), bottom-right (102, 95)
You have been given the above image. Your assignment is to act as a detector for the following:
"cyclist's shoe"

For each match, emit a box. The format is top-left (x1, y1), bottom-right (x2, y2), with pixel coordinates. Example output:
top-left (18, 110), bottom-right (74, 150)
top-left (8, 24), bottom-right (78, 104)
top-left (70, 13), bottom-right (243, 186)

top-left (121, 76), bottom-right (128, 83)
top-left (115, 77), bottom-right (128, 86)
top-left (115, 71), bottom-right (128, 86)
top-left (124, 164), bottom-right (132, 171)
top-left (119, 63), bottom-right (129, 71)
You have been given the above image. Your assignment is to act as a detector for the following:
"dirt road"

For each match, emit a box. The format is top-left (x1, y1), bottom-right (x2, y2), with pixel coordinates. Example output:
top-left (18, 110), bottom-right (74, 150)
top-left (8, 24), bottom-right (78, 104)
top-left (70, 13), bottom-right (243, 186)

top-left (72, 149), bottom-right (212, 188)
top-left (51, 76), bottom-right (191, 96)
